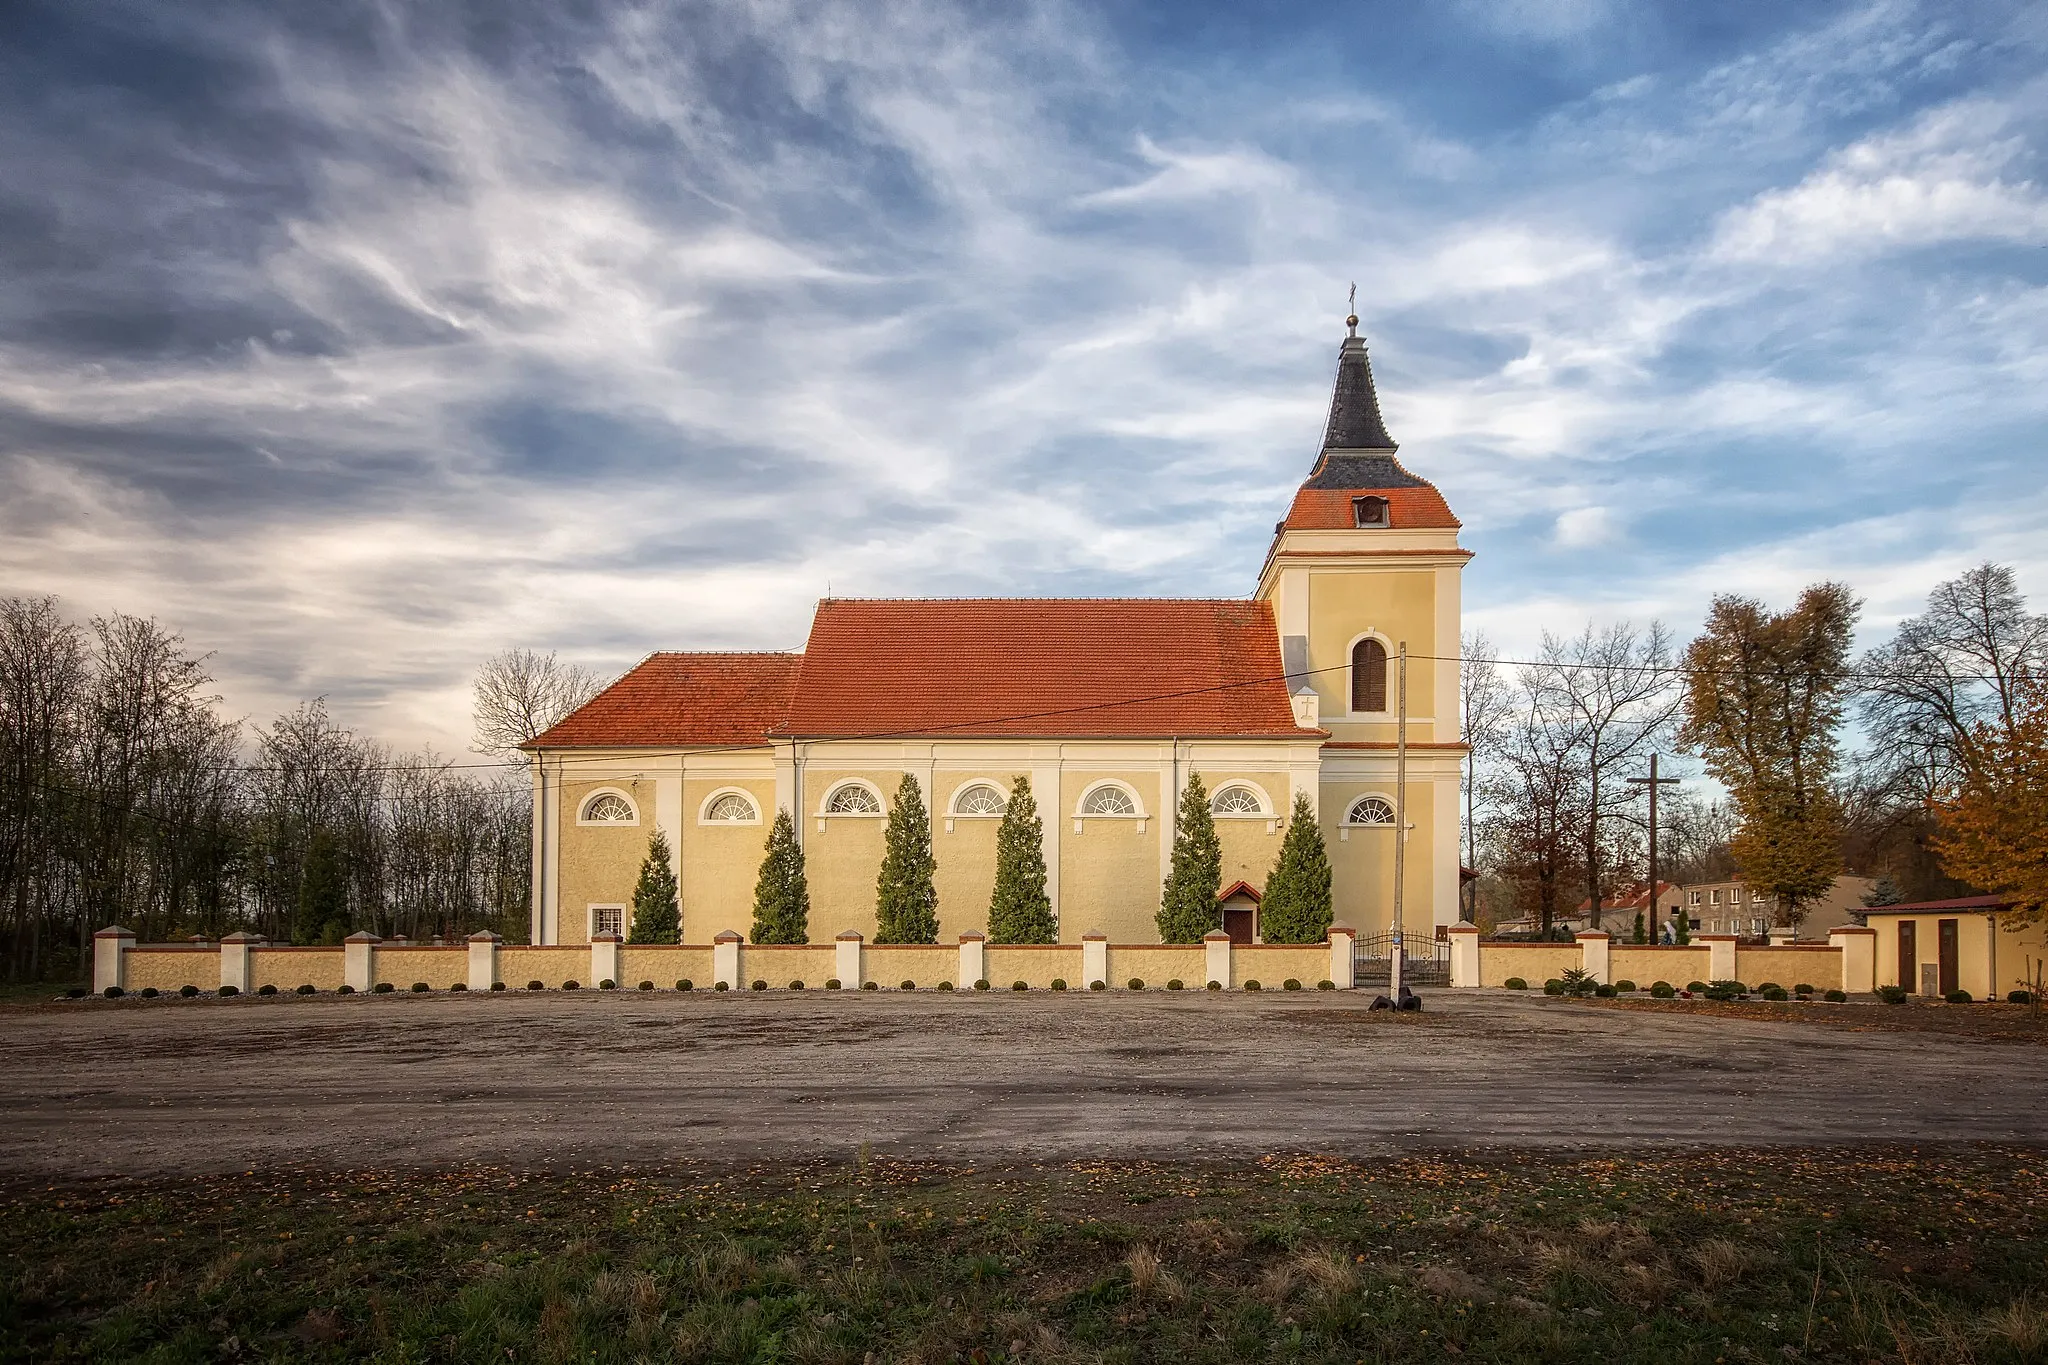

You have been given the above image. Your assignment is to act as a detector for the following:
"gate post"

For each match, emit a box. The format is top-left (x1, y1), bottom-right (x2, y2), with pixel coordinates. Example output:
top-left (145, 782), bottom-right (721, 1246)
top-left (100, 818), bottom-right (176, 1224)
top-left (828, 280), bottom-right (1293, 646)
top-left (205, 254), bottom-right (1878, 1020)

top-left (1204, 930), bottom-right (1232, 989)
top-left (956, 931), bottom-right (984, 990)
top-left (1082, 932), bottom-right (1108, 989)
top-left (836, 930), bottom-right (864, 988)
top-left (93, 926), bottom-right (135, 995)
top-left (1448, 922), bottom-right (1480, 988)
top-left (1327, 926), bottom-right (1356, 989)
top-left (713, 931), bottom-right (742, 990)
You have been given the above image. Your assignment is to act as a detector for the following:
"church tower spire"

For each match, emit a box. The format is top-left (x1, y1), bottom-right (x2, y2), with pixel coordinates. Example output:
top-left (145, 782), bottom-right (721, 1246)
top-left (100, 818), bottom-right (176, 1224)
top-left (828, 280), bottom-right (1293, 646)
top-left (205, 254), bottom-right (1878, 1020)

top-left (1321, 307), bottom-right (1397, 455)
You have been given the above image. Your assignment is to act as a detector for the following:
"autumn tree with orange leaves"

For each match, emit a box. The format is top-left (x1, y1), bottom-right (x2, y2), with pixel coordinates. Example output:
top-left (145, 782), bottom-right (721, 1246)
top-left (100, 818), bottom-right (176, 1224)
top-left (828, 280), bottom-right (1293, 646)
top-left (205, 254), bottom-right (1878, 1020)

top-left (1934, 673), bottom-right (2048, 928)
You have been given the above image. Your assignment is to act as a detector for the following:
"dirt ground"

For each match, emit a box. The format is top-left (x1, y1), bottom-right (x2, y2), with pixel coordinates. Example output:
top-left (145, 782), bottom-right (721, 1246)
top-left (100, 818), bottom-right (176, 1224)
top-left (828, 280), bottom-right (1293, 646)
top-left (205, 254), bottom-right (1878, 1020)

top-left (4, 989), bottom-right (2045, 1177)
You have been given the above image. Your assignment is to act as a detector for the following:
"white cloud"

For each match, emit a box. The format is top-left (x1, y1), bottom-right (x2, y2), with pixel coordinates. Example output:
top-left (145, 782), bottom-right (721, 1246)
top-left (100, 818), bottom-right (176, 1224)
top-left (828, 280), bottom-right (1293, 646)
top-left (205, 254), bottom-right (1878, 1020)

top-left (1554, 506), bottom-right (1615, 547)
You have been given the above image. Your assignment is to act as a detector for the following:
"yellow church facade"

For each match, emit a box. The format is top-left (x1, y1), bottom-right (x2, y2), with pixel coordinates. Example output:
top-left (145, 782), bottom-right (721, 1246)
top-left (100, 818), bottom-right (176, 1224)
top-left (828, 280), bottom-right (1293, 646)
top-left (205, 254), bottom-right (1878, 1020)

top-left (526, 324), bottom-right (1469, 949)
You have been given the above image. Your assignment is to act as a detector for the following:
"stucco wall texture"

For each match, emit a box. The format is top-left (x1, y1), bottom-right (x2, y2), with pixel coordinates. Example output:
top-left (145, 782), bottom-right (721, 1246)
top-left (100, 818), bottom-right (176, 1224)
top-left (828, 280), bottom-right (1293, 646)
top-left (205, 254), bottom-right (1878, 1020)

top-left (1609, 946), bottom-right (1712, 986)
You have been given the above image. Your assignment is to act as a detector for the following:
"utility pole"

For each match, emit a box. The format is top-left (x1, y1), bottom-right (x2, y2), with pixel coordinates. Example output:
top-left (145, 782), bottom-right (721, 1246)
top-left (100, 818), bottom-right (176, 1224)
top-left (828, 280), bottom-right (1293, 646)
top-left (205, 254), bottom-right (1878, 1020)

top-left (1626, 754), bottom-right (1681, 943)
top-left (1391, 641), bottom-right (1408, 998)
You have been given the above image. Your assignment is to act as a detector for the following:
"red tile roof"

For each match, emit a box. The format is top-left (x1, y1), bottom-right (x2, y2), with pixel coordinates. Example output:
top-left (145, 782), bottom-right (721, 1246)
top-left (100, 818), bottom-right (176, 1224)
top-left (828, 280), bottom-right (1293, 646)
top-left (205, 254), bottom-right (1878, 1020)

top-left (527, 653), bottom-right (799, 748)
top-left (1281, 485), bottom-right (1460, 531)
top-left (777, 599), bottom-right (1318, 739)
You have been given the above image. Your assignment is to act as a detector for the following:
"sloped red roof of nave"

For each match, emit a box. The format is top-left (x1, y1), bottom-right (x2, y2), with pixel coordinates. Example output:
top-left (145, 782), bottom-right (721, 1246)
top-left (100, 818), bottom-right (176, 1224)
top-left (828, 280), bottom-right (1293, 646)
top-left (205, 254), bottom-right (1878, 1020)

top-left (775, 598), bottom-right (1317, 739)
top-left (526, 652), bottom-right (799, 747)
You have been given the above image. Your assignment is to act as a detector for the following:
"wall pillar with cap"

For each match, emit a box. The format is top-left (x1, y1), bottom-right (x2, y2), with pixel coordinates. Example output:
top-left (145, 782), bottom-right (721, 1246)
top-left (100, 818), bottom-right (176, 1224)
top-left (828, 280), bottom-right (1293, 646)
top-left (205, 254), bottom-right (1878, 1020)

top-left (1828, 925), bottom-right (1876, 994)
top-left (957, 931), bottom-right (985, 989)
top-left (1203, 931), bottom-right (1232, 989)
top-left (1082, 932), bottom-right (1108, 989)
top-left (1575, 929), bottom-right (1610, 985)
top-left (93, 926), bottom-right (135, 995)
top-left (1698, 934), bottom-right (1738, 983)
top-left (344, 932), bottom-right (380, 993)
top-left (590, 932), bottom-right (621, 989)
top-left (467, 931), bottom-right (500, 991)
top-left (1328, 925), bottom-right (1356, 989)
top-left (835, 930), bottom-right (863, 988)
top-left (220, 931), bottom-right (263, 994)
top-left (713, 931), bottom-right (742, 990)
top-left (1447, 922), bottom-right (1480, 988)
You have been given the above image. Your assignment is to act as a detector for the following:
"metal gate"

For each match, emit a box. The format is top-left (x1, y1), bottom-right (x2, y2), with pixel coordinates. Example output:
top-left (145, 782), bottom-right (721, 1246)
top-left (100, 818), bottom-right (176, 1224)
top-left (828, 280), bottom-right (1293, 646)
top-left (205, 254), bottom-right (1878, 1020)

top-left (1354, 932), bottom-right (1451, 988)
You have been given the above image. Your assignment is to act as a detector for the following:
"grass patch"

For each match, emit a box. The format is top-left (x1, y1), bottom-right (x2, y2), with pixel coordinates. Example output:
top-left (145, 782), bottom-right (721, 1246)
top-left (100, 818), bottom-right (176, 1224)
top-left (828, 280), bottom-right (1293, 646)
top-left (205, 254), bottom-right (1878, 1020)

top-left (4, 1148), bottom-right (2046, 1362)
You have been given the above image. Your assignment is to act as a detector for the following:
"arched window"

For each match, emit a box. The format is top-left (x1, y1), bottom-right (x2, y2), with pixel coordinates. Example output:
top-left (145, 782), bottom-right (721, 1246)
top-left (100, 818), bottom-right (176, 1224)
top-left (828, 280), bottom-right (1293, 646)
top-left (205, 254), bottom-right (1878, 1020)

top-left (823, 782), bottom-right (882, 816)
top-left (1080, 784), bottom-right (1138, 816)
top-left (951, 783), bottom-right (1007, 817)
top-left (1351, 637), bottom-right (1388, 713)
top-left (581, 792), bottom-right (636, 825)
top-left (1346, 795), bottom-right (1396, 826)
top-left (1211, 784), bottom-right (1266, 816)
top-left (703, 791), bottom-right (759, 823)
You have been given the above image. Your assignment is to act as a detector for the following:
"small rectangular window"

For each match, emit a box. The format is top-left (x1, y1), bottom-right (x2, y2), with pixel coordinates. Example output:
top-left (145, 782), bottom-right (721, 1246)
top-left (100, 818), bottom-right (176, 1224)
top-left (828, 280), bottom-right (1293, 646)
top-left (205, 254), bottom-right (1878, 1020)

top-left (593, 906), bottom-right (623, 938)
top-left (1351, 495), bottom-right (1389, 527)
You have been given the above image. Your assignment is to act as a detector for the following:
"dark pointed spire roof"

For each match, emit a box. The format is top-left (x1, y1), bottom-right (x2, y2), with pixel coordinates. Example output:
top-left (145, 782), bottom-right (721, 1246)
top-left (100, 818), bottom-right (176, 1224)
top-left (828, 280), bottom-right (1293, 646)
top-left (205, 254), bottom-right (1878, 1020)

top-left (1319, 328), bottom-right (1397, 454)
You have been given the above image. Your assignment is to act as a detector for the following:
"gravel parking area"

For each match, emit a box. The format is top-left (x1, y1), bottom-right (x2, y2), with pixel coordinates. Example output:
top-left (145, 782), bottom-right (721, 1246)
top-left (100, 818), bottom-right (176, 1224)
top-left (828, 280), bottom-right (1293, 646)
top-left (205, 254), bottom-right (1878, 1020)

top-left (4, 989), bottom-right (2045, 1176)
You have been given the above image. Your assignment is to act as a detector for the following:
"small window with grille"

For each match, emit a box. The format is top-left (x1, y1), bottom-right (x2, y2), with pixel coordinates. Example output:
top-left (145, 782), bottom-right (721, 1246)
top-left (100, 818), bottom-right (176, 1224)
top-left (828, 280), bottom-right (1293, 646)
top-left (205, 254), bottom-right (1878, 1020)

top-left (591, 906), bottom-right (624, 938)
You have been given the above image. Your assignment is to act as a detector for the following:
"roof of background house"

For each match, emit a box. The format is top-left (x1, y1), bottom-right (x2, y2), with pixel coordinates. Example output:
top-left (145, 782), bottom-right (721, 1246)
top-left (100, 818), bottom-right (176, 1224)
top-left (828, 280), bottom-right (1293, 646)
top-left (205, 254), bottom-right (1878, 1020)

top-left (776, 598), bottom-right (1318, 740)
top-left (529, 599), bottom-right (1322, 747)
top-left (1576, 881), bottom-right (1680, 914)
top-left (1856, 894), bottom-right (2015, 915)
top-left (526, 652), bottom-right (799, 748)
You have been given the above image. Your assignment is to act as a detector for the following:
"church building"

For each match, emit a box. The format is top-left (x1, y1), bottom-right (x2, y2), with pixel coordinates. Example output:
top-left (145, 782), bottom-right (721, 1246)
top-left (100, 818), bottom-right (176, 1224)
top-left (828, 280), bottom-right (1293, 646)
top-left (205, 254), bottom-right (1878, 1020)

top-left (525, 321), bottom-right (1469, 948)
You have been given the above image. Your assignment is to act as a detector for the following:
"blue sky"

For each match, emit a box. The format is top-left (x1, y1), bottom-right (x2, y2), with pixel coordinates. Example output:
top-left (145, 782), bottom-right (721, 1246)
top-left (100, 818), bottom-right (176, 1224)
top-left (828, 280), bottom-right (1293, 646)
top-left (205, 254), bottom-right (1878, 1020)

top-left (2, 0), bottom-right (2045, 753)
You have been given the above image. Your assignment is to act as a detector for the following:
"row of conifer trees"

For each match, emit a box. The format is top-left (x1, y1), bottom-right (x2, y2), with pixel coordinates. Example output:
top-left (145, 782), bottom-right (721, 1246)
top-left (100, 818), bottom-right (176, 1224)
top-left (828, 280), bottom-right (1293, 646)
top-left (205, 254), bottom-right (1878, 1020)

top-left (618, 772), bottom-right (1335, 946)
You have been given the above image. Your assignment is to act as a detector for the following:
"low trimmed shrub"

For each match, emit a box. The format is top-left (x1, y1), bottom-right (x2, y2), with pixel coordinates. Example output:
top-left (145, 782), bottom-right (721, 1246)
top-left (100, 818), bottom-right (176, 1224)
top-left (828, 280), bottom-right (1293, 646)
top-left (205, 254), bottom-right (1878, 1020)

top-left (1012, 981), bottom-right (1029, 991)
top-left (1165, 978), bottom-right (1183, 991)
top-left (861, 981), bottom-right (877, 991)
top-left (1650, 982), bottom-right (1676, 999)
top-left (335, 984), bottom-right (353, 996)
top-left (257, 984), bottom-right (278, 996)
top-left (974, 979), bottom-right (991, 991)
top-left (599, 979), bottom-right (617, 990)
top-left (826, 979), bottom-right (842, 990)
top-left (449, 982), bottom-right (466, 992)
top-left (676, 979), bottom-right (693, 992)
top-left (1878, 985), bottom-right (1909, 1005)
top-left (2009, 990), bottom-right (2035, 1005)
top-left (900, 980), bottom-right (916, 991)
top-left (638, 981), bottom-right (654, 991)
top-left (1704, 981), bottom-right (1744, 1002)
top-left (1613, 979), bottom-right (1636, 993)
top-left (141, 987), bottom-right (160, 999)
top-left (1318, 979), bottom-right (1335, 990)
top-left (751, 980), bottom-right (768, 992)
top-left (938, 980), bottom-right (955, 991)
top-left (1761, 986), bottom-right (1789, 1001)
top-left (1504, 977), bottom-right (1528, 991)
top-left (1283, 979), bottom-right (1303, 991)
top-left (1050, 979), bottom-right (1067, 991)
top-left (789, 980), bottom-right (806, 991)
top-left (1594, 984), bottom-right (1617, 998)
top-left (1542, 979), bottom-right (1565, 996)
top-left (103, 986), bottom-right (124, 999)
top-left (66, 987), bottom-right (85, 999)
top-left (491, 981), bottom-right (506, 991)
top-left (221, 984), bottom-right (241, 997)
top-left (1127, 978), bottom-right (1144, 991)
top-left (1686, 980), bottom-right (1708, 993)
top-left (715, 981), bottom-right (730, 991)
top-left (411, 982), bottom-right (430, 993)
top-left (1946, 988), bottom-right (1974, 1004)
top-left (371, 983), bottom-right (392, 994)
top-left (1243, 980), bottom-right (1262, 992)
top-left (1755, 981), bottom-right (1782, 994)
top-left (1794, 982), bottom-right (1816, 995)
top-left (1824, 989), bottom-right (1847, 1002)
top-left (180, 984), bottom-right (200, 998)
top-left (1207, 980), bottom-right (1222, 990)
top-left (563, 981), bottom-right (581, 991)
top-left (1090, 980), bottom-right (1107, 991)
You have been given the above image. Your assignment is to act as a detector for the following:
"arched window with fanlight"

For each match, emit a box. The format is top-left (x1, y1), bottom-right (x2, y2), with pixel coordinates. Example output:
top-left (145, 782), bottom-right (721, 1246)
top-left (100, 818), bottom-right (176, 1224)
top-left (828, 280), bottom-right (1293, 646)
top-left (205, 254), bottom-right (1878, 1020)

top-left (1346, 794), bottom-right (1396, 827)
top-left (823, 782), bottom-right (883, 816)
top-left (579, 790), bottom-right (638, 826)
top-left (699, 789), bottom-right (761, 825)
top-left (951, 783), bottom-right (1007, 817)
top-left (1210, 784), bottom-right (1266, 817)
top-left (1351, 637), bottom-right (1388, 713)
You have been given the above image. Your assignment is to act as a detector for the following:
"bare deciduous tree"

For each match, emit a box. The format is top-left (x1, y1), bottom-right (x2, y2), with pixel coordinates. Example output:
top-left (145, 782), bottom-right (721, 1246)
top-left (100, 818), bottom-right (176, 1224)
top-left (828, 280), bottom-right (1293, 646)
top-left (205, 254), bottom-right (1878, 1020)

top-left (1459, 631), bottom-right (1514, 921)
top-left (471, 649), bottom-right (605, 758)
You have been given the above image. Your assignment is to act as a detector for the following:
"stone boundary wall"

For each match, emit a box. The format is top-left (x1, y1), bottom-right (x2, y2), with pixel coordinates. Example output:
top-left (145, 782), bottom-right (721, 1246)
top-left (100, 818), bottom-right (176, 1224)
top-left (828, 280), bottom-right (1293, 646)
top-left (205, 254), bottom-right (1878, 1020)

top-left (91, 926), bottom-right (1363, 996)
top-left (1448, 924), bottom-right (1872, 992)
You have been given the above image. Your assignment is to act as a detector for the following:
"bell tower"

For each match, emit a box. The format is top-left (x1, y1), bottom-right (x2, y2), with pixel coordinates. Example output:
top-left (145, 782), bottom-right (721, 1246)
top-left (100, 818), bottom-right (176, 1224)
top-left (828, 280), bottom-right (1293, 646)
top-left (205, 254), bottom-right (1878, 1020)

top-left (1255, 318), bottom-right (1470, 933)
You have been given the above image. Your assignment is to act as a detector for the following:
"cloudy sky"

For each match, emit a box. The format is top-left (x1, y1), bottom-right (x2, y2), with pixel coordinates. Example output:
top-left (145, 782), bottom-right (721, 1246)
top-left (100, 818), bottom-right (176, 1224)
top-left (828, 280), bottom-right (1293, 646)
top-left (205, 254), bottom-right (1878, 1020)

top-left (3, 0), bottom-right (2045, 756)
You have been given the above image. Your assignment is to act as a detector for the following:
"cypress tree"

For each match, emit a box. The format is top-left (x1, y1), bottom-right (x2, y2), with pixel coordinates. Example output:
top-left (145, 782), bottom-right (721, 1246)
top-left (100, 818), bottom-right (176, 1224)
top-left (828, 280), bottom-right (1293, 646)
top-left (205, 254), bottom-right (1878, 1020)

top-left (1259, 792), bottom-right (1333, 943)
top-left (628, 829), bottom-right (681, 943)
top-left (293, 829), bottom-right (350, 946)
top-left (874, 775), bottom-right (939, 944)
top-left (750, 809), bottom-right (810, 944)
top-left (1156, 772), bottom-right (1223, 943)
top-left (987, 775), bottom-right (1055, 943)
top-left (1632, 910), bottom-right (1647, 944)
